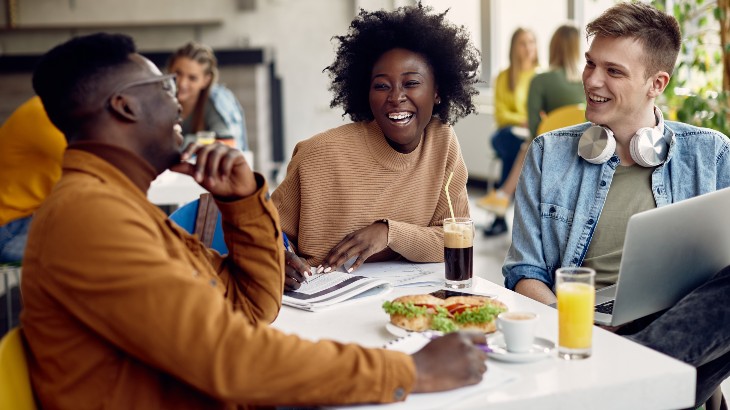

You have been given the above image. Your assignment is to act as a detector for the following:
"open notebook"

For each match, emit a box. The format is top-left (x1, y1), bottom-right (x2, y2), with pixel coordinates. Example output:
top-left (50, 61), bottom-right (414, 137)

top-left (282, 261), bottom-right (446, 311)
top-left (283, 269), bottom-right (392, 312)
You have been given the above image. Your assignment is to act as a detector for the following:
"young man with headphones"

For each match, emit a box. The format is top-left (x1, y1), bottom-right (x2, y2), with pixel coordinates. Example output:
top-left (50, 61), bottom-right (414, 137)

top-left (503, 2), bottom-right (730, 407)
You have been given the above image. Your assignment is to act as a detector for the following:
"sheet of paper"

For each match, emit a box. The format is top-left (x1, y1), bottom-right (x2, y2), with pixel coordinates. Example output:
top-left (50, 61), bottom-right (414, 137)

top-left (350, 261), bottom-right (445, 287)
top-left (326, 332), bottom-right (518, 410)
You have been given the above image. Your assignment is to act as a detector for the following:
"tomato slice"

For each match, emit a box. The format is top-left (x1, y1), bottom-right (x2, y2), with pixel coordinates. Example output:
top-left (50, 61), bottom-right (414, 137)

top-left (446, 303), bottom-right (470, 315)
top-left (414, 303), bottom-right (439, 310)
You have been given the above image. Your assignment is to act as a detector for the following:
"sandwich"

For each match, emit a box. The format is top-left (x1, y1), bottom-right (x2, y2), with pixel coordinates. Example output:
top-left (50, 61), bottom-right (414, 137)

top-left (382, 294), bottom-right (508, 333)
top-left (443, 296), bottom-right (507, 333)
top-left (382, 294), bottom-right (445, 331)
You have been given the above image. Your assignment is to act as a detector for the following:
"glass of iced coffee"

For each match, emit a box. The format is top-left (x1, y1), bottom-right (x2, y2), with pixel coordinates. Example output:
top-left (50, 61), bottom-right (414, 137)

top-left (443, 217), bottom-right (474, 288)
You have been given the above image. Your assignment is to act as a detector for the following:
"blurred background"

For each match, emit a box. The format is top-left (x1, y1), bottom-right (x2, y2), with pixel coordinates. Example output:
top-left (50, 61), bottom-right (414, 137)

top-left (0, 0), bottom-right (727, 186)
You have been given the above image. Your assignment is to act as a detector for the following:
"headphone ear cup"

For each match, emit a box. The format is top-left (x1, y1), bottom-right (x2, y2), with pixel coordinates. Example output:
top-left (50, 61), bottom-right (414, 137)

top-left (629, 127), bottom-right (668, 167)
top-left (579, 126), bottom-right (616, 164)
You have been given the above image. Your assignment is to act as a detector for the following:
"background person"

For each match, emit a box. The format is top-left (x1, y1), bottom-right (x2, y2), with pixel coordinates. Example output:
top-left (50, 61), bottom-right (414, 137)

top-left (21, 32), bottom-right (489, 409)
top-left (0, 96), bottom-right (65, 335)
top-left (0, 96), bottom-right (65, 264)
top-left (166, 41), bottom-right (248, 150)
top-left (503, 3), bottom-right (730, 406)
top-left (475, 28), bottom-right (538, 237)
top-left (272, 3), bottom-right (480, 286)
top-left (478, 24), bottom-right (584, 221)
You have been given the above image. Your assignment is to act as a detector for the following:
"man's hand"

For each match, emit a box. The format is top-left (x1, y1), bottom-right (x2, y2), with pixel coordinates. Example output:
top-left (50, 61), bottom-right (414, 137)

top-left (317, 221), bottom-right (388, 273)
top-left (170, 142), bottom-right (257, 199)
top-left (411, 332), bottom-right (488, 393)
top-left (284, 251), bottom-right (310, 291)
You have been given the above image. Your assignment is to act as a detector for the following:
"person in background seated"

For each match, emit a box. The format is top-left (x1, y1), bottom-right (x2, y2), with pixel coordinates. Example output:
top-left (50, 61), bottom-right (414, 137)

top-left (167, 41), bottom-right (248, 150)
top-left (273, 3), bottom-right (480, 289)
top-left (475, 27), bottom-right (538, 237)
top-left (0, 96), bottom-right (65, 263)
top-left (504, 3), bottom-right (730, 406)
top-left (478, 24), bottom-right (584, 223)
top-left (21, 32), bottom-right (489, 409)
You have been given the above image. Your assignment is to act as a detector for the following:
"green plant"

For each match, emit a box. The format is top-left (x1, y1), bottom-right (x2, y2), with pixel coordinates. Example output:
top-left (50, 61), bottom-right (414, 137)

top-left (653, 0), bottom-right (730, 136)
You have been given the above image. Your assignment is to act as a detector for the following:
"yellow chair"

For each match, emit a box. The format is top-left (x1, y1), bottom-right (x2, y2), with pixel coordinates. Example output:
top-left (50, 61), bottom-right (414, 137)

top-left (0, 327), bottom-right (36, 410)
top-left (536, 104), bottom-right (587, 135)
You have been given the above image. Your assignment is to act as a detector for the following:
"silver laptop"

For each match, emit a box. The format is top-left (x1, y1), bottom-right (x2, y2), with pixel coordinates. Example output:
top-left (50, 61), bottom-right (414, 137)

top-left (593, 186), bottom-right (730, 326)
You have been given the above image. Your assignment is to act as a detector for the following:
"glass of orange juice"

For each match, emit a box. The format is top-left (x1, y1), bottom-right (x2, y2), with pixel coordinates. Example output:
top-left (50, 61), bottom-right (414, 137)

top-left (556, 267), bottom-right (595, 360)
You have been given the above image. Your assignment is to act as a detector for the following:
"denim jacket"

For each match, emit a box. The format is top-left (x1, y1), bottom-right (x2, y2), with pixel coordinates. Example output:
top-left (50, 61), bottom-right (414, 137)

top-left (503, 121), bottom-right (730, 290)
top-left (210, 84), bottom-right (248, 150)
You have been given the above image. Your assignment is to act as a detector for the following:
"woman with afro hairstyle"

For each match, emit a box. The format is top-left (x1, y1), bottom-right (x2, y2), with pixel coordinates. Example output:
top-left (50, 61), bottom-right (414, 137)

top-left (272, 3), bottom-right (480, 289)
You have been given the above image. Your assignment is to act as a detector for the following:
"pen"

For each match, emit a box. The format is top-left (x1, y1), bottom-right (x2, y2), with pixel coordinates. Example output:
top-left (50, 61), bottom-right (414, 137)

top-left (283, 233), bottom-right (308, 284)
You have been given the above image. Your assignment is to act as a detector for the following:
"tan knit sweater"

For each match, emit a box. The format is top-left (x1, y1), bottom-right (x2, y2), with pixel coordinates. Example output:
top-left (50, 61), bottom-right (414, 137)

top-left (272, 118), bottom-right (470, 265)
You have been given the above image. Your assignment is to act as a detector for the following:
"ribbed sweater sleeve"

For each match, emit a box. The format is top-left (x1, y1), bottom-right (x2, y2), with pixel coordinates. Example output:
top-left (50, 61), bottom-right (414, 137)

top-left (272, 118), bottom-right (470, 266)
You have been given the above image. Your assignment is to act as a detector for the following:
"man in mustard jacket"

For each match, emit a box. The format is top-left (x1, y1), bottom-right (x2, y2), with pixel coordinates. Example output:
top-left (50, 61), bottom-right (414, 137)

top-left (20, 33), bottom-right (488, 409)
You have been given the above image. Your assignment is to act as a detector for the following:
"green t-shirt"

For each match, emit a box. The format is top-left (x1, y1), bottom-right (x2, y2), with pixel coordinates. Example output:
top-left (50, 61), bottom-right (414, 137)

top-left (583, 164), bottom-right (656, 288)
top-left (527, 69), bottom-right (585, 138)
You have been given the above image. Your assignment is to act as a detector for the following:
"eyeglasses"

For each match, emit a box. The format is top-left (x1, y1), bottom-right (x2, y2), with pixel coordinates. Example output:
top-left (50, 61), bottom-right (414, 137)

top-left (107, 74), bottom-right (177, 102)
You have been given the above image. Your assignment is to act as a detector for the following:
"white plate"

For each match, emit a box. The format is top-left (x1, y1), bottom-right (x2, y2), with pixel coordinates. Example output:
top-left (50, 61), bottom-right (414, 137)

top-left (487, 333), bottom-right (555, 363)
top-left (385, 322), bottom-right (443, 338)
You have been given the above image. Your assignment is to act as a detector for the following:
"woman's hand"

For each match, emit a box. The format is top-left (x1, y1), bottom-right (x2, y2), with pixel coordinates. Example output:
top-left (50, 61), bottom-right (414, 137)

top-left (317, 221), bottom-right (388, 273)
top-left (285, 250), bottom-right (311, 291)
top-left (169, 142), bottom-right (257, 200)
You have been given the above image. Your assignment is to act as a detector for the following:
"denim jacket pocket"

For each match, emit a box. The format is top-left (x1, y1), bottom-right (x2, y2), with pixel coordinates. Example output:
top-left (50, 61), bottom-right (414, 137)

top-left (540, 203), bottom-right (574, 269)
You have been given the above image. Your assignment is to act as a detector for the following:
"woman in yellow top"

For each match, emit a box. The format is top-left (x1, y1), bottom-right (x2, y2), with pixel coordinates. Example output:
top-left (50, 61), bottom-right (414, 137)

top-left (477, 28), bottom-right (538, 235)
top-left (478, 25), bottom-right (584, 235)
top-left (0, 96), bottom-right (65, 263)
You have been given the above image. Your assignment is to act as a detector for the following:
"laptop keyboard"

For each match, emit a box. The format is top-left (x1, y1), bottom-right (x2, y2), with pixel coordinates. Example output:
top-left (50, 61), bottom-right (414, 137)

top-left (595, 300), bottom-right (615, 314)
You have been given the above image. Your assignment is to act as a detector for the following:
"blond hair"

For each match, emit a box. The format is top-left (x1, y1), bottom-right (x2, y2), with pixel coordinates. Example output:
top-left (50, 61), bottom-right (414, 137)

top-left (508, 28), bottom-right (538, 91)
top-left (549, 25), bottom-right (582, 83)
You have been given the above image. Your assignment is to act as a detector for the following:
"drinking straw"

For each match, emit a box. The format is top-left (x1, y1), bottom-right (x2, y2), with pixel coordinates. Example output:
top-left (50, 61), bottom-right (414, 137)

top-left (444, 171), bottom-right (455, 221)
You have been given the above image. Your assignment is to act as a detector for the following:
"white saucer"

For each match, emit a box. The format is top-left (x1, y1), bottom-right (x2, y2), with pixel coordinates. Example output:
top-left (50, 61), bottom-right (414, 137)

top-left (487, 333), bottom-right (555, 363)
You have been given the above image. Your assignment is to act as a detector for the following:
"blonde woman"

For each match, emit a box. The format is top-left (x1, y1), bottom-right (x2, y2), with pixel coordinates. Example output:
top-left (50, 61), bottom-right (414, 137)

top-left (479, 25), bottom-right (584, 231)
top-left (166, 42), bottom-right (248, 149)
top-left (477, 28), bottom-right (538, 235)
top-left (526, 24), bottom-right (585, 138)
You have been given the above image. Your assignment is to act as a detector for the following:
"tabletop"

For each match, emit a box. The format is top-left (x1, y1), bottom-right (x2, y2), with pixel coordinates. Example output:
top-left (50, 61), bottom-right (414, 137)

top-left (272, 275), bottom-right (695, 410)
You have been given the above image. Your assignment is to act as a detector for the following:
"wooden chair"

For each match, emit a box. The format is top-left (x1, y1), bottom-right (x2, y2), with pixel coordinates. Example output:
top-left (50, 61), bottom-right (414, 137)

top-left (705, 387), bottom-right (728, 410)
top-left (169, 193), bottom-right (228, 254)
top-left (537, 104), bottom-right (587, 135)
top-left (1, 264), bottom-right (22, 336)
top-left (0, 327), bottom-right (36, 410)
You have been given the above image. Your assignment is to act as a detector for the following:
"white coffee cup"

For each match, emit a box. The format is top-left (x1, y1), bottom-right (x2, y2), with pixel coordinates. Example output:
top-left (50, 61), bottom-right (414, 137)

top-left (497, 311), bottom-right (539, 353)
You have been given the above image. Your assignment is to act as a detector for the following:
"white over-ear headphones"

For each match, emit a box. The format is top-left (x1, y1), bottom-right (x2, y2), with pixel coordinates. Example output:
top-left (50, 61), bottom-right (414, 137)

top-left (578, 107), bottom-right (668, 167)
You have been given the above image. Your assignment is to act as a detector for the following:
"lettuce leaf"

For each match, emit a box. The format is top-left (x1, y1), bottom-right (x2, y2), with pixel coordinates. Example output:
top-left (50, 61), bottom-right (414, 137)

top-left (382, 301), bottom-right (427, 317)
top-left (431, 315), bottom-right (459, 333)
top-left (454, 304), bottom-right (507, 324)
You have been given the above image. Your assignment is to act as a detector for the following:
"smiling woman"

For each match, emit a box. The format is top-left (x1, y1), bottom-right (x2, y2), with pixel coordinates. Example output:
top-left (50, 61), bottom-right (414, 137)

top-left (271, 2), bottom-right (481, 291)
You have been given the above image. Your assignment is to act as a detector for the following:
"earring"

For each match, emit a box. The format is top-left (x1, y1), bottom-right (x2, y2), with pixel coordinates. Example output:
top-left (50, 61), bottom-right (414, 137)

top-left (435, 98), bottom-right (441, 105)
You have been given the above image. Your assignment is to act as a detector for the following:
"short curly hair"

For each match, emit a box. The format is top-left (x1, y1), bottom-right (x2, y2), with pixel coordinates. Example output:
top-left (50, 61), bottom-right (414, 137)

top-left (325, 3), bottom-right (480, 125)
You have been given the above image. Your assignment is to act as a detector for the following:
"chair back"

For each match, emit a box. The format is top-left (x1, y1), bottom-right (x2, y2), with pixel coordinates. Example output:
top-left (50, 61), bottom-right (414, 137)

top-left (537, 104), bottom-right (586, 136)
top-left (169, 194), bottom-right (228, 255)
top-left (0, 327), bottom-right (36, 410)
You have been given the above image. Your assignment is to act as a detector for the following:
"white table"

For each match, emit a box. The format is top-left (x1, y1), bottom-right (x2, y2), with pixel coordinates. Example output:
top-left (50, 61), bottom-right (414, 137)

top-left (272, 277), bottom-right (695, 410)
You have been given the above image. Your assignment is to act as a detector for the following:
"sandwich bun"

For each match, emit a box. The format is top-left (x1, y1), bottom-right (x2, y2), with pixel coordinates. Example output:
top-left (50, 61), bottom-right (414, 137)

top-left (392, 294), bottom-right (444, 307)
